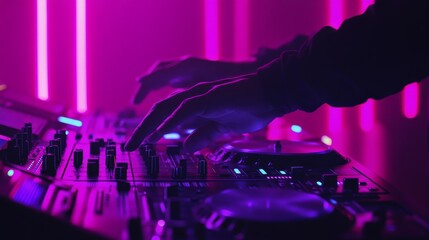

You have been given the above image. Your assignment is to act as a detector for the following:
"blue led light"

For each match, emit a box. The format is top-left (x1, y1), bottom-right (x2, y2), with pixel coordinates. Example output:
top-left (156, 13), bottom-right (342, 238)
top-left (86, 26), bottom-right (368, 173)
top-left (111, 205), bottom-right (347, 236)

top-left (279, 170), bottom-right (286, 175)
top-left (233, 168), bottom-right (241, 174)
top-left (291, 125), bottom-right (302, 133)
top-left (7, 169), bottom-right (14, 177)
top-left (185, 129), bottom-right (195, 134)
top-left (163, 133), bottom-right (181, 140)
top-left (316, 181), bottom-right (323, 186)
top-left (259, 169), bottom-right (267, 175)
top-left (57, 116), bottom-right (83, 127)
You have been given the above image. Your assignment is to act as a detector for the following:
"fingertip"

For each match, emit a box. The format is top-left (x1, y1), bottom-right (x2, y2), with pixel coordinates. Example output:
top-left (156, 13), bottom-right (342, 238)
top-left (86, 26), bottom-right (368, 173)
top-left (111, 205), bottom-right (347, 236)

top-left (145, 131), bottom-right (163, 144)
top-left (133, 87), bottom-right (149, 104)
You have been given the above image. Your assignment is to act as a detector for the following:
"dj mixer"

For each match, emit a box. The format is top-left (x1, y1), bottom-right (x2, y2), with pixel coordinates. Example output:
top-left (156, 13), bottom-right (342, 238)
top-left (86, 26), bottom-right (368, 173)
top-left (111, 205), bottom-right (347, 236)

top-left (1, 94), bottom-right (429, 240)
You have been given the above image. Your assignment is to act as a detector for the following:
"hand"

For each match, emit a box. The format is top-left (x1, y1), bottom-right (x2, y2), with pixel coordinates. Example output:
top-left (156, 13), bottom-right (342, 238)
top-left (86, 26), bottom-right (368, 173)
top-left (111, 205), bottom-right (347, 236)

top-left (125, 74), bottom-right (283, 153)
top-left (133, 57), bottom-right (257, 104)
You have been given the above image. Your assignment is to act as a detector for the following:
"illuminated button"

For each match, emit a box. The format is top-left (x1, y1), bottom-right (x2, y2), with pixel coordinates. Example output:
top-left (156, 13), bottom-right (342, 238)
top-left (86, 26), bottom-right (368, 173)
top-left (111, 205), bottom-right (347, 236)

top-left (163, 132), bottom-right (180, 140)
top-left (233, 168), bottom-right (241, 174)
top-left (291, 124), bottom-right (302, 133)
top-left (316, 181), bottom-right (323, 187)
top-left (279, 170), bottom-right (286, 175)
top-left (57, 116), bottom-right (83, 127)
top-left (258, 168), bottom-right (267, 175)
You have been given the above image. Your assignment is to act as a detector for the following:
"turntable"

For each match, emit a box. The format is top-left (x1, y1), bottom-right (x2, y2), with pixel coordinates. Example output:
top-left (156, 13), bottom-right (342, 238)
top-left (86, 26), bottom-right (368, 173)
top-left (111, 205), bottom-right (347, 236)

top-left (194, 188), bottom-right (353, 240)
top-left (207, 138), bottom-right (349, 168)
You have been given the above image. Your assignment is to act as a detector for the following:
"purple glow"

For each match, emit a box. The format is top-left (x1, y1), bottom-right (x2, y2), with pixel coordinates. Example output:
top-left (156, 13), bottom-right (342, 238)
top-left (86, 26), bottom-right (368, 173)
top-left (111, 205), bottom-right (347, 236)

top-left (37, 0), bottom-right (49, 100)
top-left (329, 0), bottom-right (343, 29)
top-left (76, 0), bottom-right (88, 113)
top-left (204, 0), bottom-right (220, 60)
top-left (233, 0), bottom-right (249, 60)
top-left (402, 83), bottom-right (419, 119)
top-left (328, 108), bottom-right (342, 132)
top-left (157, 219), bottom-right (165, 227)
top-left (360, 99), bottom-right (375, 131)
top-left (360, 0), bottom-right (374, 13)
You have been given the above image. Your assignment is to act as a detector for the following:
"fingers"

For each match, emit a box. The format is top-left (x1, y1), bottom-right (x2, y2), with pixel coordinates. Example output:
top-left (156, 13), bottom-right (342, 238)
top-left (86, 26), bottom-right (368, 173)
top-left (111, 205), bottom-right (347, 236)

top-left (125, 79), bottom-right (232, 151)
top-left (145, 95), bottom-right (207, 143)
top-left (183, 122), bottom-right (229, 153)
top-left (133, 60), bottom-right (184, 104)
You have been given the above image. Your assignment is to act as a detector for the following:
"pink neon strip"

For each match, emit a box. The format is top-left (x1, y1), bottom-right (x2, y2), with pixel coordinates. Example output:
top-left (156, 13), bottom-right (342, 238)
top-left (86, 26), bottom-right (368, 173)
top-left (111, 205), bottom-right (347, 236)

top-left (76, 0), bottom-right (88, 113)
top-left (204, 0), bottom-right (220, 60)
top-left (327, 0), bottom-right (344, 132)
top-left (329, 0), bottom-right (343, 29)
top-left (328, 108), bottom-right (342, 132)
top-left (402, 83), bottom-right (419, 119)
top-left (233, 0), bottom-right (249, 61)
top-left (37, 0), bottom-right (48, 100)
top-left (360, 99), bottom-right (374, 131)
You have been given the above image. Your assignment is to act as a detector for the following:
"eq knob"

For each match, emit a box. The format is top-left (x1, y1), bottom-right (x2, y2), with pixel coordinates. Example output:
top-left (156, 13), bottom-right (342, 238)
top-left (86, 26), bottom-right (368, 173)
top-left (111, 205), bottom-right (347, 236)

top-left (54, 130), bottom-right (67, 152)
top-left (42, 153), bottom-right (56, 176)
top-left (49, 139), bottom-right (62, 164)
top-left (90, 141), bottom-right (100, 155)
top-left (87, 158), bottom-right (99, 177)
top-left (106, 154), bottom-right (115, 169)
top-left (149, 156), bottom-right (159, 176)
top-left (73, 149), bottom-right (83, 168)
top-left (46, 145), bottom-right (60, 166)
top-left (179, 159), bottom-right (187, 178)
top-left (172, 167), bottom-right (184, 179)
top-left (24, 123), bottom-right (33, 149)
top-left (198, 159), bottom-right (207, 178)
top-left (115, 167), bottom-right (127, 180)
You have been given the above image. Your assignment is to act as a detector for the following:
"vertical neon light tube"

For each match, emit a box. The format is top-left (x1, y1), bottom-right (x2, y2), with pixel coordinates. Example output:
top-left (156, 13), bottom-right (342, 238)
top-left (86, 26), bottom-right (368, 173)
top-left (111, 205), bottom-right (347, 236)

top-left (37, 0), bottom-right (49, 100)
top-left (233, 0), bottom-right (249, 61)
top-left (402, 83), bottom-right (419, 119)
top-left (76, 0), bottom-right (88, 113)
top-left (204, 0), bottom-right (220, 60)
top-left (329, 0), bottom-right (343, 29)
top-left (358, 0), bottom-right (374, 131)
top-left (328, 0), bottom-right (343, 132)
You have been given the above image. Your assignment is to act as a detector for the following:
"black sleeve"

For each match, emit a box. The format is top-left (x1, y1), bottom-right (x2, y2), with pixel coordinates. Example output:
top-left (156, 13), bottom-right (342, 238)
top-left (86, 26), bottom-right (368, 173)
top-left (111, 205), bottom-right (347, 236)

top-left (257, 0), bottom-right (429, 115)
